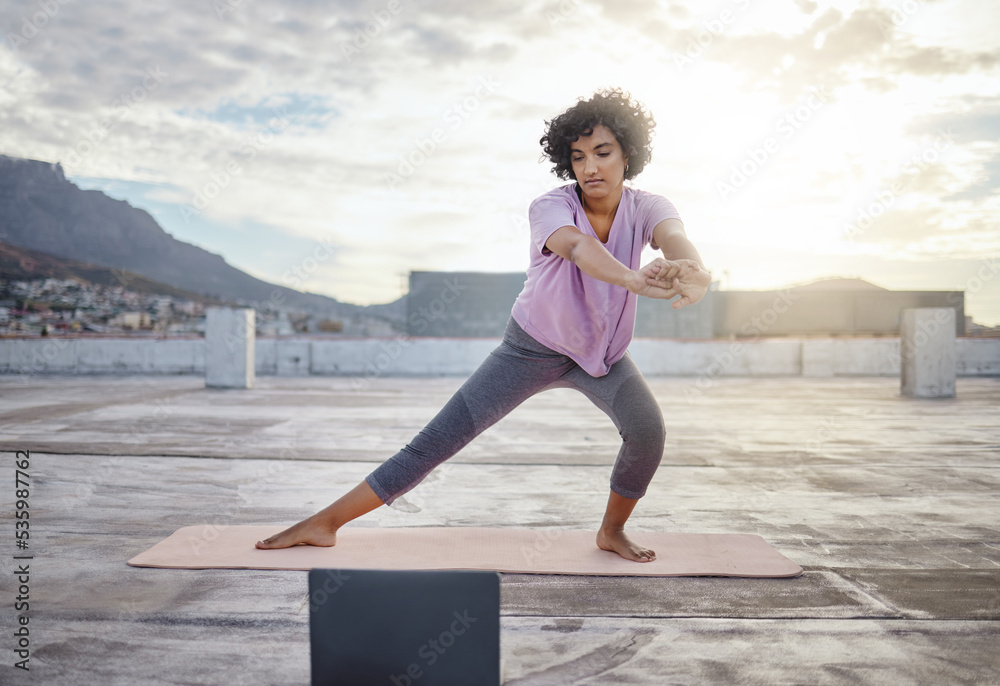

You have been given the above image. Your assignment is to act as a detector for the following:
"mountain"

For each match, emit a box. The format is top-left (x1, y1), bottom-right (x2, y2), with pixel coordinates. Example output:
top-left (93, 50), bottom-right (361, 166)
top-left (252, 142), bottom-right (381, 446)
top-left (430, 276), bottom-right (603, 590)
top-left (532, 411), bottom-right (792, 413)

top-left (0, 154), bottom-right (404, 320)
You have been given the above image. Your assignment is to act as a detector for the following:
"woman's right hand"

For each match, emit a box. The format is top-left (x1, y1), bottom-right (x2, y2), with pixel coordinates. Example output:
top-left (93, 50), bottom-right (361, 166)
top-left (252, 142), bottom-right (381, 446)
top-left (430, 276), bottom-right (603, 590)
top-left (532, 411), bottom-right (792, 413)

top-left (643, 258), bottom-right (711, 308)
top-left (626, 258), bottom-right (682, 300)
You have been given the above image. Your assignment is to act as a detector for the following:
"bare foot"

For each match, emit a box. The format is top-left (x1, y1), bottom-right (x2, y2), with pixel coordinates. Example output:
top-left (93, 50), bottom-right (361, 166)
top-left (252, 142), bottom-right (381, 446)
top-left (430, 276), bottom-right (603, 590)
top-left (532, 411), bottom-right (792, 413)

top-left (255, 514), bottom-right (339, 549)
top-left (596, 527), bottom-right (656, 562)
top-left (256, 481), bottom-right (385, 550)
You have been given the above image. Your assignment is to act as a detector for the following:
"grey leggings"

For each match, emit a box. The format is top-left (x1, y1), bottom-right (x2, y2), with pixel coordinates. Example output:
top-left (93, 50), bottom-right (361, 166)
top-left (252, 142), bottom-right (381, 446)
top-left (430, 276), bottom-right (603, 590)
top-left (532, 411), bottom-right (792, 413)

top-left (365, 317), bottom-right (666, 505)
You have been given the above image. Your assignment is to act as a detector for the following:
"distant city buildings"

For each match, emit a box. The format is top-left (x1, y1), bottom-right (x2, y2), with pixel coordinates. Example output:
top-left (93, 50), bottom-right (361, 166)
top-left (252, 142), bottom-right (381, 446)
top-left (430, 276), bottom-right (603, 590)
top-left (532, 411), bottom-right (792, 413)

top-left (0, 277), bottom-right (394, 338)
top-left (0, 278), bottom-right (206, 336)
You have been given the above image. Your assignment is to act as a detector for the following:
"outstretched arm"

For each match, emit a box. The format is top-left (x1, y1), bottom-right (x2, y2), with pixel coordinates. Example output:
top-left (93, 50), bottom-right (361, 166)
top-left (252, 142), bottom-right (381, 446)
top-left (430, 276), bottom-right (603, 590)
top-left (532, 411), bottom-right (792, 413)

top-left (544, 225), bottom-right (682, 300)
top-left (646, 218), bottom-right (711, 309)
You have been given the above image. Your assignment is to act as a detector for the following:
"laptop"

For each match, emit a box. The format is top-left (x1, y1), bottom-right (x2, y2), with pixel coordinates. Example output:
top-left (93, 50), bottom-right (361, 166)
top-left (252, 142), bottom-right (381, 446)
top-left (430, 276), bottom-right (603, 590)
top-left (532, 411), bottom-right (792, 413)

top-left (309, 568), bottom-right (502, 686)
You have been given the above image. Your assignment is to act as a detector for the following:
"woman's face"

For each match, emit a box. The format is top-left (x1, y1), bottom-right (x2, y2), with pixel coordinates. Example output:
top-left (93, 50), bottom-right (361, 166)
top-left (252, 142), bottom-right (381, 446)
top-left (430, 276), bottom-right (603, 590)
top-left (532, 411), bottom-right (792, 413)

top-left (569, 124), bottom-right (627, 203)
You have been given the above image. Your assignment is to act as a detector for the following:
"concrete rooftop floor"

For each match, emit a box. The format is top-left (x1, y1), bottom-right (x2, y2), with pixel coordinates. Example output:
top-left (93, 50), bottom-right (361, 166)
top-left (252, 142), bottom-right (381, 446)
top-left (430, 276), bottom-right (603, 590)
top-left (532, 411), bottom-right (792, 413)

top-left (1, 372), bottom-right (998, 685)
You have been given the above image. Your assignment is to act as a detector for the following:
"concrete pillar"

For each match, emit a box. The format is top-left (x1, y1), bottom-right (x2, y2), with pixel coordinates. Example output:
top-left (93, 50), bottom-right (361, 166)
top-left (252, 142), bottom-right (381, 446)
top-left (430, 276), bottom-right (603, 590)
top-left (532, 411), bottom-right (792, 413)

top-left (205, 307), bottom-right (255, 389)
top-left (900, 308), bottom-right (955, 398)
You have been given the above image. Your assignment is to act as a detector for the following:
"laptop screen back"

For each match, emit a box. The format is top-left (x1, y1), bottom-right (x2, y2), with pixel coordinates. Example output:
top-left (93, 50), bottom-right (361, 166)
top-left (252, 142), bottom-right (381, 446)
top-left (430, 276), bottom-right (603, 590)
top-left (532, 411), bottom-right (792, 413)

top-left (309, 568), bottom-right (501, 686)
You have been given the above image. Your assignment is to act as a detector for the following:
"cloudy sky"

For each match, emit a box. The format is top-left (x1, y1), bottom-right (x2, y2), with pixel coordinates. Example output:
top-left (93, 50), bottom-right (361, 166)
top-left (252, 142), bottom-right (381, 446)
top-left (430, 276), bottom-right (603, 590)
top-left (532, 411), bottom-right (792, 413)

top-left (2, 0), bottom-right (999, 324)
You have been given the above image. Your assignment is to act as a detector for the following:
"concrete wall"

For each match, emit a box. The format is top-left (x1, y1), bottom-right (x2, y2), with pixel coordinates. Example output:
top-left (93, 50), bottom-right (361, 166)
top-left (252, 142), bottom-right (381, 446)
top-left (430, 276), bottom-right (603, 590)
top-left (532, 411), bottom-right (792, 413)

top-left (956, 338), bottom-right (1000, 376)
top-left (2, 336), bottom-right (998, 377)
top-left (1, 338), bottom-right (204, 375)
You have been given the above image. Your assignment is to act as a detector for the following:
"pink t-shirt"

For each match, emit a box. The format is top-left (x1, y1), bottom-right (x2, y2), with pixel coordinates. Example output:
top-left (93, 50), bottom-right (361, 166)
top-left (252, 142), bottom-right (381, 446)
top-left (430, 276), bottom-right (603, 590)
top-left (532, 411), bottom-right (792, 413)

top-left (510, 183), bottom-right (682, 377)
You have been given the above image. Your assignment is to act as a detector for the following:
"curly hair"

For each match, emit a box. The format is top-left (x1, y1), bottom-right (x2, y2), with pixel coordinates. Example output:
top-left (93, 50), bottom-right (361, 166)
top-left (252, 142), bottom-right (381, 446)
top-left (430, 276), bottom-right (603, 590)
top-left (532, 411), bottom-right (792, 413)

top-left (539, 88), bottom-right (656, 181)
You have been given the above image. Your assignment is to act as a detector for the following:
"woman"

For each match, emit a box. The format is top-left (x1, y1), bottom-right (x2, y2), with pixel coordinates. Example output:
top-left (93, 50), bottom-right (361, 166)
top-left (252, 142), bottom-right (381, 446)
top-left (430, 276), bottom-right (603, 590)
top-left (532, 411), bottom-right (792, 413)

top-left (257, 88), bottom-right (710, 562)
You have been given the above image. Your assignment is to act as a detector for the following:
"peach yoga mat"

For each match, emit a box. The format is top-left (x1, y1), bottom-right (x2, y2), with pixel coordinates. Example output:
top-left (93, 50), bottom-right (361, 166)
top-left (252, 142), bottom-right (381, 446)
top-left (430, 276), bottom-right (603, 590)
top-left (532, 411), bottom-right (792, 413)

top-left (128, 525), bottom-right (803, 577)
